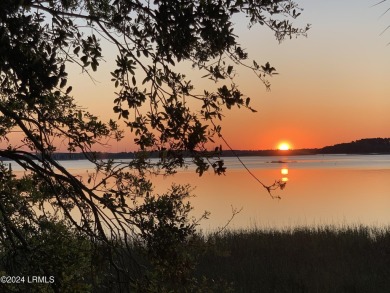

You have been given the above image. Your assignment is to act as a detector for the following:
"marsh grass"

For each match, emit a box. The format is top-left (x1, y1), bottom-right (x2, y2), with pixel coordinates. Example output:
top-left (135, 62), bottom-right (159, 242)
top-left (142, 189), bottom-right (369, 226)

top-left (195, 225), bottom-right (390, 292)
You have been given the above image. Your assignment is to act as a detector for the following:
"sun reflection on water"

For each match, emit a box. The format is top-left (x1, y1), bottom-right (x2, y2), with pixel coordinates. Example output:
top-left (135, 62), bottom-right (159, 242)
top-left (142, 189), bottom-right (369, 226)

top-left (281, 167), bottom-right (289, 182)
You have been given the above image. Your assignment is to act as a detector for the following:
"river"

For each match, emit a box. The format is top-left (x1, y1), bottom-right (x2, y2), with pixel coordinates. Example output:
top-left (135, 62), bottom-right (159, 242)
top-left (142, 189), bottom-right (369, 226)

top-left (8, 154), bottom-right (390, 231)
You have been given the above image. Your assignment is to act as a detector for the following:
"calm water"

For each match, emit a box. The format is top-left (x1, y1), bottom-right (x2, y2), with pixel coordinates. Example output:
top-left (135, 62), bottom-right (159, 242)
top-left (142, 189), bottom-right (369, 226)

top-left (9, 155), bottom-right (390, 231)
top-left (151, 155), bottom-right (390, 231)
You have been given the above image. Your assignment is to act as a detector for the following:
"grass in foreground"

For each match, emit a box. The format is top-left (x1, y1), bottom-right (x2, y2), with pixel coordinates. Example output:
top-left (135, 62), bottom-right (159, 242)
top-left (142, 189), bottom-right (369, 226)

top-left (195, 226), bottom-right (390, 293)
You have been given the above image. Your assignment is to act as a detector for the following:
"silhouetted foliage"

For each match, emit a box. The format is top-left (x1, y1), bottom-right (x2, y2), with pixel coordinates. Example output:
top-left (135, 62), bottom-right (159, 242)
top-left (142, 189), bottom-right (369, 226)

top-left (0, 0), bottom-right (308, 291)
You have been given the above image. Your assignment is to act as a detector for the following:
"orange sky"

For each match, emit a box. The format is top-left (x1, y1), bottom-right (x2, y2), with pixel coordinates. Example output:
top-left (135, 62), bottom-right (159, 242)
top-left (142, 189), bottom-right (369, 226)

top-left (8, 0), bottom-right (387, 153)
top-left (66, 1), bottom-right (389, 152)
top-left (215, 1), bottom-right (390, 150)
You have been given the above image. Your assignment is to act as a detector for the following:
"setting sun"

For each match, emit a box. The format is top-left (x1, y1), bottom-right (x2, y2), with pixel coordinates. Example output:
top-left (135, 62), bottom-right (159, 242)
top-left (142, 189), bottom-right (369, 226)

top-left (278, 143), bottom-right (290, 151)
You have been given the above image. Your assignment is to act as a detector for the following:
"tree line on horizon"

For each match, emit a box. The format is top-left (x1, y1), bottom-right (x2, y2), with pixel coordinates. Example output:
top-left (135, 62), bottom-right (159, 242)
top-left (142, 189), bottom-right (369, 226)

top-left (1, 138), bottom-right (388, 162)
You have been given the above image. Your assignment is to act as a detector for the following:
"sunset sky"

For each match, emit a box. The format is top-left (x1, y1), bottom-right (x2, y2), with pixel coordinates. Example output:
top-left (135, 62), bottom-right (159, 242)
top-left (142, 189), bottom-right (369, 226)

top-left (67, 0), bottom-right (390, 152)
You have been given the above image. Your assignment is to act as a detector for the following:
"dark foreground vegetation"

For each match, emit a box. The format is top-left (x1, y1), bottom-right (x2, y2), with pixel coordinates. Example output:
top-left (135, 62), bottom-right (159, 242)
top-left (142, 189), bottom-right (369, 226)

top-left (196, 226), bottom-right (390, 293)
top-left (2, 225), bottom-right (390, 292)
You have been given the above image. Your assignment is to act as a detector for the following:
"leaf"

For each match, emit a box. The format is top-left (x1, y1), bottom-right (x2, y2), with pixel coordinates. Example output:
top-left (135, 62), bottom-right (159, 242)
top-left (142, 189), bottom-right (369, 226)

top-left (73, 46), bottom-right (80, 55)
top-left (66, 86), bottom-right (72, 94)
top-left (60, 78), bottom-right (67, 88)
top-left (122, 110), bottom-right (129, 119)
top-left (142, 76), bottom-right (150, 85)
top-left (113, 106), bottom-right (120, 113)
top-left (80, 55), bottom-right (88, 64)
top-left (261, 62), bottom-right (270, 71)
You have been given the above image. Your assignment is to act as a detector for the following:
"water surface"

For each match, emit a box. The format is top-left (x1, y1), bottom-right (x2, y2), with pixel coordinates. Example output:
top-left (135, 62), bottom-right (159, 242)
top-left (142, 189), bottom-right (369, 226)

top-left (8, 154), bottom-right (390, 231)
top-left (153, 155), bottom-right (390, 231)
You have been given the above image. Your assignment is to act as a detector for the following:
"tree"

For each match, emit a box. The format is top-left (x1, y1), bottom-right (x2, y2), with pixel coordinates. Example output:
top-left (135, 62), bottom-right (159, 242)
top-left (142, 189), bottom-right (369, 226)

top-left (374, 0), bottom-right (390, 39)
top-left (0, 0), bottom-right (308, 291)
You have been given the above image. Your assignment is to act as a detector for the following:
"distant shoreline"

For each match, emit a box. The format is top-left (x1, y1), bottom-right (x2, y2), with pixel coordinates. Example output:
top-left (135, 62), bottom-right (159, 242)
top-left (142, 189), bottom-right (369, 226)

top-left (1, 138), bottom-right (389, 161)
top-left (1, 150), bottom-right (389, 162)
